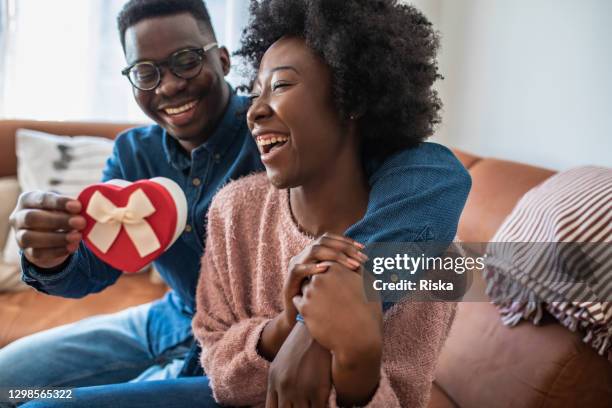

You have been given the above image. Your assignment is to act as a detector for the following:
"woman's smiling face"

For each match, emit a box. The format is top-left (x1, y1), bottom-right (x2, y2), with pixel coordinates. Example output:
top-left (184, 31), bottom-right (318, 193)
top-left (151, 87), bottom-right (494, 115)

top-left (246, 37), bottom-right (349, 189)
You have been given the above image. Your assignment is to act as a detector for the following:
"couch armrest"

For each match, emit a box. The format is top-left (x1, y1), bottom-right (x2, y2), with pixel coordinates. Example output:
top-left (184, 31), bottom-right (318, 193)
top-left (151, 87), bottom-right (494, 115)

top-left (0, 120), bottom-right (141, 178)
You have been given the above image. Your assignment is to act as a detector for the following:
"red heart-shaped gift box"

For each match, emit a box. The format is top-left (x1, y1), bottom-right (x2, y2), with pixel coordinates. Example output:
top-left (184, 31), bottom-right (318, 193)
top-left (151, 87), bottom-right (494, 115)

top-left (78, 178), bottom-right (187, 272)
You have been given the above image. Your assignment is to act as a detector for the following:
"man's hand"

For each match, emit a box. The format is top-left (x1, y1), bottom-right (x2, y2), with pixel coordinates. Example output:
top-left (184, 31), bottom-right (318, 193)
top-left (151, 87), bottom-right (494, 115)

top-left (266, 323), bottom-right (332, 408)
top-left (9, 191), bottom-right (86, 269)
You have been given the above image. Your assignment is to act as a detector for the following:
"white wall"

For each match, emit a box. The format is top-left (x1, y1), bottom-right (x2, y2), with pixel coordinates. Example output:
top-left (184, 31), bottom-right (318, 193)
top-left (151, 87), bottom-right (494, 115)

top-left (0, 0), bottom-right (250, 122)
top-left (410, 0), bottom-right (612, 170)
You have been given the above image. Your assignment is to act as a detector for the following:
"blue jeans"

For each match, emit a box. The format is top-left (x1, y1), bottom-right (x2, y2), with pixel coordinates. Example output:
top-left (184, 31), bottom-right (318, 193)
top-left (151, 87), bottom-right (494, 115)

top-left (20, 377), bottom-right (219, 408)
top-left (0, 302), bottom-right (216, 407)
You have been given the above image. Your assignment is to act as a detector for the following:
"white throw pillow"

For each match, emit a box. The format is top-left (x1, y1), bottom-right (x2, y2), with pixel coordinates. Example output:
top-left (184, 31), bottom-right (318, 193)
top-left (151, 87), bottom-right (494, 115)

top-left (1, 129), bottom-right (114, 272)
top-left (15, 129), bottom-right (114, 197)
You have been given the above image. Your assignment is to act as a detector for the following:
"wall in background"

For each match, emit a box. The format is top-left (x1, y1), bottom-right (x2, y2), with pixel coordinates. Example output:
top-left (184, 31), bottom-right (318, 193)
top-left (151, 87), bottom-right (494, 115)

top-left (410, 0), bottom-right (612, 170)
top-left (0, 0), bottom-right (249, 122)
top-left (2, 0), bottom-right (611, 170)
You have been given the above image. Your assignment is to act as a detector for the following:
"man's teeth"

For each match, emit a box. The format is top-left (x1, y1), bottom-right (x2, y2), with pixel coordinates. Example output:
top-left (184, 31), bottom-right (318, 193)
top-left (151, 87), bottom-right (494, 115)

top-left (164, 101), bottom-right (197, 115)
top-left (257, 136), bottom-right (289, 147)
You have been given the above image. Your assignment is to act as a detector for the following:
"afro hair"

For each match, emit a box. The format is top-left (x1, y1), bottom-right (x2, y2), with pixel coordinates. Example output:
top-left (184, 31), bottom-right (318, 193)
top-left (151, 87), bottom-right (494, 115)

top-left (236, 0), bottom-right (443, 160)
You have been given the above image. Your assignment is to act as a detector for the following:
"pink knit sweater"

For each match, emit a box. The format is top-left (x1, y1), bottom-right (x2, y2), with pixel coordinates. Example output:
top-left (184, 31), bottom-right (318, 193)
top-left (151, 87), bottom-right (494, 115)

top-left (193, 173), bottom-right (456, 407)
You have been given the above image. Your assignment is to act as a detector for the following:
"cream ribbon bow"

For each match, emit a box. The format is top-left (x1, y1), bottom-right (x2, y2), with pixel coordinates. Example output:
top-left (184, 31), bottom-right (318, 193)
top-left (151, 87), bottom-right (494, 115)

top-left (86, 189), bottom-right (161, 257)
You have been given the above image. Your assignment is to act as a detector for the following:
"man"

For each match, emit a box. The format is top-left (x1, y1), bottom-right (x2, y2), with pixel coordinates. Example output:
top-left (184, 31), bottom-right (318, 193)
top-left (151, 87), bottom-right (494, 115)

top-left (0, 0), bottom-right (470, 406)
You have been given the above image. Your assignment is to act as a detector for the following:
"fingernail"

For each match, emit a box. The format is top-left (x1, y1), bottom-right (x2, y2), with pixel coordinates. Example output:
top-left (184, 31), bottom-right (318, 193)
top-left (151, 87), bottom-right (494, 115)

top-left (66, 200), bottom-right (82, 211)
top-left (65, 233), bottom-right (78, 242)
top-left (66, 243), bottom-right (79, 252)
top-left (354, 241), bottom-right (365, 249)
top-left (68, 217), bottom-right (84, 229)
top-left (357, 252), bottom-right (369, 262)
top-left (316, 262), bottom-right (328, 270)
top-left (348, 258), bottom-right (361, 268)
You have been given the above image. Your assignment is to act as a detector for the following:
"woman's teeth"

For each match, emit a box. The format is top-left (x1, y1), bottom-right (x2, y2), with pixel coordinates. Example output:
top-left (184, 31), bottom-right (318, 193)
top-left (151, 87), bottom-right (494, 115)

top-left (256, 136), bottom-right (289, 147)
top-left (164, 100), bottom-right (197, 115)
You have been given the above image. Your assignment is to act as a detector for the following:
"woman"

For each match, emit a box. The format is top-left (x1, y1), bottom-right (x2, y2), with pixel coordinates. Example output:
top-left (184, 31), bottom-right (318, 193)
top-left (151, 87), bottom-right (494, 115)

top-left (193, 0), bottom-right (458, 407)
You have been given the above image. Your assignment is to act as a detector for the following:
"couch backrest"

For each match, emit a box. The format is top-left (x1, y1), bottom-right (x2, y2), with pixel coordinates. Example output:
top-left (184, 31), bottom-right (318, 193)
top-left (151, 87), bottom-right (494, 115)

top-left (0, 120), bottom-right (139, 178)
top-left (455, 153), bottom-right (555, 241)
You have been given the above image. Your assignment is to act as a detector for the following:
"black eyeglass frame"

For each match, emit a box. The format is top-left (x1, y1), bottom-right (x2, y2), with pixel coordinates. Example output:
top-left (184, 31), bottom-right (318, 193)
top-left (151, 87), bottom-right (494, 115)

top-left (121, 42), bottom-right (218, 91)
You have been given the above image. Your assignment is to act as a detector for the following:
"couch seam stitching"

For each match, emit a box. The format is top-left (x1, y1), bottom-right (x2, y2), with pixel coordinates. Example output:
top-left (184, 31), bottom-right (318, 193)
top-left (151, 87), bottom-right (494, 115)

top-left (537, 349), bottom-right (580, 408)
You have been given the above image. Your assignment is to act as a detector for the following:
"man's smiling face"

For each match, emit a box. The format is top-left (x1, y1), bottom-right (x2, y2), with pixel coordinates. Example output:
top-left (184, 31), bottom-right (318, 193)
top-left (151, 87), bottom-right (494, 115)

top-left (123, 13), bottom-right (230, 151)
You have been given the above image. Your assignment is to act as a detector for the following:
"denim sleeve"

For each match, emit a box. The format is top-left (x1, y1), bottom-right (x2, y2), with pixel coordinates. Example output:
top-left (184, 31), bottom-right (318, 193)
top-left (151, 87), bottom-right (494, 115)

top-left (20, 135), bottom-right (127, 298)
top-left (345, 143), bottom-right (471, 244)
top-left (20, 242), bottom-right (122, 298)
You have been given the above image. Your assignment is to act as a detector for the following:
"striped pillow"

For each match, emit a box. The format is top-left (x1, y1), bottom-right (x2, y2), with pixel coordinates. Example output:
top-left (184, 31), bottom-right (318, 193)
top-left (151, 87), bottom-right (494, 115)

top-left (484, 166), bottom-right (611, 361)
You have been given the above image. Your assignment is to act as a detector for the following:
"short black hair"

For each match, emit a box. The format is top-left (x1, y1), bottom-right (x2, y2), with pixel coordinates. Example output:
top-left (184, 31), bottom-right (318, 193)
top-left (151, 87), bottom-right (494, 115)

top-left (237, 0), bottom-right (443, 160)
top-left (117, 0), bottom-right (214, 50)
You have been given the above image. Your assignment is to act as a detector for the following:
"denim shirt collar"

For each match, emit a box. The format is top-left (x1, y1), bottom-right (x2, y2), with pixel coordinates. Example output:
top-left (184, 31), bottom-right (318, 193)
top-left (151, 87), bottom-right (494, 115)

top-left (162, 86), bottom-right (249, 172)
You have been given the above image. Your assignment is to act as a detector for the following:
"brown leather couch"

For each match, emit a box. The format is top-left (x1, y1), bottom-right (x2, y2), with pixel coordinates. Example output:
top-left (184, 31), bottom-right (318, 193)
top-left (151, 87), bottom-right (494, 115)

top-left (0, 120), bottom-right (610, 407)
top-left (430, 153), bottom-right (612, 408)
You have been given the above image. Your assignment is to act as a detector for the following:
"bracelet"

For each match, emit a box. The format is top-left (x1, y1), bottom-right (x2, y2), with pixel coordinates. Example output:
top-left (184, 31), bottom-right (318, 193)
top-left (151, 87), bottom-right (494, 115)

top-left (295, 313), bottom-right (305, 323)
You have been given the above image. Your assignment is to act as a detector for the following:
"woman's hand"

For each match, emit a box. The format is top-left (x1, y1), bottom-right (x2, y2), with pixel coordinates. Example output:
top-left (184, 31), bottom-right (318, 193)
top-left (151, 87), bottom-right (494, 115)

top-left (258, 233), bottom-right (367, 361)
top-left (266, 323), bottom-right (332, 408)
top-left (293, 261), bottom-right (384, 406)
top-left (282, 233), bottom-right (367, 323)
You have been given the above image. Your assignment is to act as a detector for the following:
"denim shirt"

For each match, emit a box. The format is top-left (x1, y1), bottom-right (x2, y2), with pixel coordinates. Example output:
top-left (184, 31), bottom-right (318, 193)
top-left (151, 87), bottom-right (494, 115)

top-left (21, 90), bottom-right (471, 357)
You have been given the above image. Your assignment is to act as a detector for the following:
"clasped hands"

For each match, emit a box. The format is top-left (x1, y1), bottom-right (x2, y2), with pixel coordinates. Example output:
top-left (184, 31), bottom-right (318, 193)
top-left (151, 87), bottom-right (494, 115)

top-left (260, 233), bottom-right (383, 408)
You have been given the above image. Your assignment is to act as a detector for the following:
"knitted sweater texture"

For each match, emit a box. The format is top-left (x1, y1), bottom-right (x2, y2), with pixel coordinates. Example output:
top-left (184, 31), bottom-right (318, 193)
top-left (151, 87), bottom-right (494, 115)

top-left (193, 173), bottom-right (456, 407)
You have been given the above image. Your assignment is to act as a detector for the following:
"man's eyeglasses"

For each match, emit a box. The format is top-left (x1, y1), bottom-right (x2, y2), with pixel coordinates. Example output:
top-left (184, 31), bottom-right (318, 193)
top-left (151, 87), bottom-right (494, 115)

top-left (121, 42), bottom-right (218, 91)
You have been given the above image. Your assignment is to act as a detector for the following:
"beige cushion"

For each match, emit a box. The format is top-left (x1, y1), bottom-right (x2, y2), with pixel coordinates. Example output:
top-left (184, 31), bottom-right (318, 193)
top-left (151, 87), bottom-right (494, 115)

top-left (0, 177), bottom-right (19, 249)
top-left (0, 263), bottom-right (23, 292)
top-left (2, 229), bottom-right (20, 265)
top-left (0, 177), bottom-right (24, 292)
